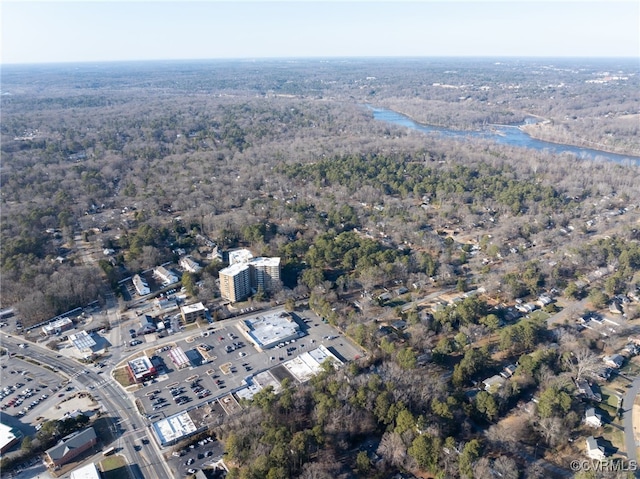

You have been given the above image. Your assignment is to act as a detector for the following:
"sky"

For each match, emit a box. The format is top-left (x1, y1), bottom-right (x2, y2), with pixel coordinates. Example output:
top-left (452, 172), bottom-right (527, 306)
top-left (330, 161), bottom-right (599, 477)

top-left (2, 1), bottom-right (638, 64)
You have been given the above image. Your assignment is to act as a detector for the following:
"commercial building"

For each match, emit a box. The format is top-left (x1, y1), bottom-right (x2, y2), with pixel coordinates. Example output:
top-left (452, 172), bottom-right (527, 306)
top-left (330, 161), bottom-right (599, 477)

top-left (241, 311), bottom-right (301, 349)
top-left (180, 302), bottom-right (208, 323)
top-left (152, 411), bottom-right (199, 447)
top-left (45, 427), bottom-right (97, 468)
top-left (0, 421), bottom-right (22, 454)
top-left (127, 355), bottom-right (157, 383)
top-left (42, 317), bottom-right (74, 336)
top-left (168, 347), bottom-right (190, 370)
top-left (219, 263), bottom-right (251, 302)
top-left (69, 463), bottom-right (102, 479)
top-left (69, 331), bottom-right (97, 359)
top-left (283, 345), bottom-right (343, 383)
top-left (132, 274), bottom-right (150, 296)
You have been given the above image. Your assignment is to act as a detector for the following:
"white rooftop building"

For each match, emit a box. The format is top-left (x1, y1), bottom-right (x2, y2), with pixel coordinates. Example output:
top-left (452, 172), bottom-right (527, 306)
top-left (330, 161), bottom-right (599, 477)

top-left (152, 411), bottom-right (198, 446)
top-left (69, 463), bottom-right (101, 479)
top-left (42, 317), bottom-right (74, 336)
top-left (133, 274), bottom-right (150, 296)
top-left (69, 331), bottom-right (97, 358)
top-left (283, 345), bottom-right (342, 383)
top-left (179, 256), bottom-right (202, 273)
top-left (154, 266), bottom-right (178, 285)
top-left (241, 311), bottom-right (301, 349)
top-left (228, 248), bottom-right (254, 265)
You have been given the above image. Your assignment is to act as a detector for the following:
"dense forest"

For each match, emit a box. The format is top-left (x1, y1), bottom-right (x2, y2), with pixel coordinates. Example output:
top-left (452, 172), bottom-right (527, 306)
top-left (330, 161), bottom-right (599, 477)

top-left (2, 58), bottom-right (640, 478)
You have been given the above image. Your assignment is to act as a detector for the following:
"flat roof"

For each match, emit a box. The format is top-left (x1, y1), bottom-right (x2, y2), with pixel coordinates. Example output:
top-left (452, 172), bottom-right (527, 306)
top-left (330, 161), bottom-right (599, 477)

top-left (69, 331), bottom-right (97, 350)
top-left (69, 463), bottom-right (101, 479)
top-left (128, 355), bottom-right (154, 377)
top-left (152, 411), bottom-right (197, 446)
top-left (0, 422), bottom-right (20, 452)
top-left (243, 311), bottom-right (300, 348)
top-left (252, 370), bottom-right (282, 394)
top-left (43, 317), bottom-right (73, 332)
top-left (228, 249), bottom-right (253, 265)
top-left (235, 383), bottom-right (263, 401)
top-left (220, 262), bottom-right (250, 276)
top-left (168, 347), bottom-right (190, 368)
top-left (249, 257), bottom-right (281, 267)
top-left (181, 302), bottom-right (206, 314)
top-left (283, 346), bottom-right (341, 383)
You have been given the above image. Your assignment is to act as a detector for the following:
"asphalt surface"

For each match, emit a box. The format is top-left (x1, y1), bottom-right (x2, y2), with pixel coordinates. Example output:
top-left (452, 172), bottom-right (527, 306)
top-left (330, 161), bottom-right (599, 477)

top-left (623, 374), bottom-right (640, 476)
top-left (2, 334), bottom-right (172, 479)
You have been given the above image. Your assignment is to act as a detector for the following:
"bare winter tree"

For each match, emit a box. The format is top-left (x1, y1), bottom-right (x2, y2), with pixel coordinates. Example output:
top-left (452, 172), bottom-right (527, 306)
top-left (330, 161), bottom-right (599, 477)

top-left (377, 431), bottom-right (407, 469)
top-left (564, 347), bottom-right (605, 382)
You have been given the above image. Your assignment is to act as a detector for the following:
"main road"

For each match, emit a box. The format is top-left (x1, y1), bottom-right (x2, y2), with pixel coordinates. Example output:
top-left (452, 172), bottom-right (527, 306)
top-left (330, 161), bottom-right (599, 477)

top-left (2, 334), bottom-right (173, 479)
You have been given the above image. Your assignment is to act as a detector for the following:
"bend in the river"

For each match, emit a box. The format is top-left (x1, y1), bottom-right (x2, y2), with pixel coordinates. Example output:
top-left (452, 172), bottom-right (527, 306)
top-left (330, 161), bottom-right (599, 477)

top-left (370, 106), bottom-right (640, 166)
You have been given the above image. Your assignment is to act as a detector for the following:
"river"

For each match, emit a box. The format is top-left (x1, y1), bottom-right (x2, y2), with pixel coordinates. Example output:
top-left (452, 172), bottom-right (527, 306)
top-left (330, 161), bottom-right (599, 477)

top-left (370, 107), bottom-right (640, 166)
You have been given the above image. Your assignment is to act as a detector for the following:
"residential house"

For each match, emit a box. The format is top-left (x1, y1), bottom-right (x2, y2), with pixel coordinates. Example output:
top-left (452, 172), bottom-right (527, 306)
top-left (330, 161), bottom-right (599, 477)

top-left (584, 408), bottom-right (602, 428)
top-left (623, 343), bottom-right (640, 356)
top-left (609, 300), bottom-right (623, 315)
top-left (536, 295), bottom-right (553, 307)
top-left (575, 379), bottom-right (602, 402)
top-left (500, 364), bottom-right (518, 379)
top-left (482, 375), bottom-right (506, 393)
top-left (45, 427), bottom-right (97, 469)
top-left (138, 315), bottom-right (157, 335)
top-left (179, 256), bottom-right (202, 273)
top-left (515, 303), bottom-right (537, 314)
top-left (132, 274), bottom-right (150, 296)
top-left (378, 292), bottom-right (393, 302)
top-left (603, 354), bottom-right (624, 369)
top-left (585, 436), bottom-right (606, 461)
top-left (153, 265), bottom-right (178, 285)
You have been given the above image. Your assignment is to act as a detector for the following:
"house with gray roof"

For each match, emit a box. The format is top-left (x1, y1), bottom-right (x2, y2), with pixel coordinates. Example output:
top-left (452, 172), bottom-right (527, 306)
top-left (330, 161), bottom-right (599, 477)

top-left (45, 427), bottom-right (97, 468)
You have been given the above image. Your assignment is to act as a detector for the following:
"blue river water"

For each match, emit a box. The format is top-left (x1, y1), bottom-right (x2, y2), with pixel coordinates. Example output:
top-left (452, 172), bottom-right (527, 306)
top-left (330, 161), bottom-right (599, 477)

top-left (370, 107), bottom-right (640, 166)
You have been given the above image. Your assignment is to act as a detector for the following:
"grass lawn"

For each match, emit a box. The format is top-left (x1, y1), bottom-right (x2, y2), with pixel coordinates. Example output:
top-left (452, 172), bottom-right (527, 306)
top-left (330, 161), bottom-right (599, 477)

top-left (528, 310), bottom-right (550, 321)
top-left (602, 424), bottom-right (625, 454)
top-left (100, 455), bottom-right (132, 479)
top-left (621, 361), bottom-right (640, 377)
top-left (600, 386), bottom-right (623, 416)
top-left (113, 367), bottom-right (133, 387)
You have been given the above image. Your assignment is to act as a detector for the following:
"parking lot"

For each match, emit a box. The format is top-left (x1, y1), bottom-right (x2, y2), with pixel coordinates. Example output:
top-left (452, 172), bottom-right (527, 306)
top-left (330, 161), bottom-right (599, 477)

top-left (0, 352), bottom-right (82, 450)
top-left (132, 308), bottom-right (362, 420)
top-left (168, 434), bottom-right (224, 477)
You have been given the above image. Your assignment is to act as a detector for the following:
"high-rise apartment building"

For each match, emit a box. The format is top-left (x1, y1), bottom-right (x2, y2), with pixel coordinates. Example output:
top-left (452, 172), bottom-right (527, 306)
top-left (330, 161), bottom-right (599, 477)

top-left (219, 263), bottom-right (251, 302)
top-left (249, 257), bottom-right (281, 293)
top-left (219, 250), bottom-right (281, 302)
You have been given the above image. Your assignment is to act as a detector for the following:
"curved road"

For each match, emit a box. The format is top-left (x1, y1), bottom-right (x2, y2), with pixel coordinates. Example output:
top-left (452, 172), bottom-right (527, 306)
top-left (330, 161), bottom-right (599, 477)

top-left (2, 334), bottom-right (172, 479)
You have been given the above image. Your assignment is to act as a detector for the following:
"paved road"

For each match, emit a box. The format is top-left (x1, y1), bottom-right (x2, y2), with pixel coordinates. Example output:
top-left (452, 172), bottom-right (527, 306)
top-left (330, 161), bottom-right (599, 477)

top-left (623, 375), bottom-right (640, 476)
top-left (546, 297), bottom-right (588, 327)
top-left (3, 334), bottom-right (172, 479)
top-left (400, 287), bottom-right (456, 312)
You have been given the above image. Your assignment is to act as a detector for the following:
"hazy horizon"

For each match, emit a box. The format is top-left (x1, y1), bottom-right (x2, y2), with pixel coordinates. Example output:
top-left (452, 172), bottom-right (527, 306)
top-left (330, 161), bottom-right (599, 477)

top-left (2, 1), bottom-right (638, 65)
